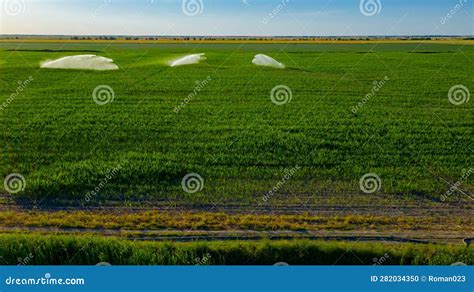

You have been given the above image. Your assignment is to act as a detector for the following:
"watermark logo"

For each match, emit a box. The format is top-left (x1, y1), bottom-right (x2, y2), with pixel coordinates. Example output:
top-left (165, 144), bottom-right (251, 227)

top-left (262, 0), bottom-right (290, 25)
top-left (448, 85), bottom-right (470, 106)
top-left (182, 0), bottom-right (204, 16)
top-left (359, 173), bottom-right (381, 194)
top-left (182, 173), bottom-right (204, 194)
top-left (359, 0), bottom-right (382, 17)
top-left (189, 253), bottom-right (212, 265)
top-left (3, 0), bottom-right (26, 16)
top-left (441, 168), bottom-right (473, 201)
top-left (4, 173), bottom-right (26, 194)
top-left (174, 76), bottom-right (212, 114)
top-left (262, 165), bottom-right (300, 202)
top-left (92, 85), bottom-right (115, 105)
top-left (85, 164), bottom-right (123, 202)
top-left (5, 273), bottom-right (85, 286)
top-left (441, 0), bottom-right (468, 25)
top-left (270, 85), bottom-right (293, 105)
top-left (1, 76), bottom-right (34, 111)
top-left (17, 253), bottom-right (34, 266)
top-left (373, 253), bottom-right (390, 265)
top-left (85, 0), bottom-right (112, 24)
top-left (351, 76), bottom-right (389, 114)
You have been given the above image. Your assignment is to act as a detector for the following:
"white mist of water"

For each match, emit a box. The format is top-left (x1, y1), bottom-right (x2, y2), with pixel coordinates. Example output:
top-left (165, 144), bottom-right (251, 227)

top-left (41, 55), bottom-right (119, 71)
top-left (252, 54), bottom-right (285, 69)
top-left (169, 53), bottom-right (206, 67)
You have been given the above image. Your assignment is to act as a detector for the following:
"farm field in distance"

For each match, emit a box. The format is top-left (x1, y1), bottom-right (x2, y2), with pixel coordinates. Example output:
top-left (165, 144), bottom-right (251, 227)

top-left (0, 40), bottom-right (473, 265)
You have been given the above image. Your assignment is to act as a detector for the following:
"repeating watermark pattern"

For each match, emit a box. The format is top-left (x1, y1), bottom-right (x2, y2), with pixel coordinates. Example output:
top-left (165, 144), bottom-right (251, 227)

top-left (0, 76), bottom-right (34, 111)
top-left (17, 253), bottom-right (34, 266)
top-left (351, 76), bottom-right (389, 114)
top-left (372, 253), bottom-right (390, 266)
top-left (262, 165), bottom-right (300, 202)
top-left (174, 76), bottom-right (212, 114)
top-left (85, 164), bottom-right (123, 202)
top-left (270, 85), bottom-right (293, 105)
top-left (359, 0), bottom-right (382, 16)
top-left (441, 168), bottom-right (473, 201)
top-left (182, 173), bottom-right (204, 194)
top-left (85, 0), bottom-right (112, 24)
top-left (182, 0), bottom-right (204, 16)
top-left (3, 0), bottom-right (26, 16)
top-left (448, 84), bottom-right (470, 106)
top-left (359, 173), bottom-right (382, 194)
top-left (262, 0), bottom-right (290, 25)
top-left (92, 85), bottom-right (115, 105)
top-left (3, 173), bottom-right (26, 194)
top-left (440, 0), bottom-right (468, 25)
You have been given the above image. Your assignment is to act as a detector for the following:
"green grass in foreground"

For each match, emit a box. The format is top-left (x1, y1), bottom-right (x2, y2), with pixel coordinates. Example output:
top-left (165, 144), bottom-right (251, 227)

top-left (0, 234), bottom-right (472, 265)
top-left (0, 42), bottom-right (473, 205)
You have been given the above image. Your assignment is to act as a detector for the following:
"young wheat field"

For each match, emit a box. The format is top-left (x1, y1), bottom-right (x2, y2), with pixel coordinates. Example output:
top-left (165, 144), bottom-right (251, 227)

top-left (0, 40), bottom-right (472, 265)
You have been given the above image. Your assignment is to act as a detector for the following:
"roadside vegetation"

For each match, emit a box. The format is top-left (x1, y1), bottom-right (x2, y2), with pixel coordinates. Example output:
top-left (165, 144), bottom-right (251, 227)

top-left (0, 234), bottom-right (472, 265)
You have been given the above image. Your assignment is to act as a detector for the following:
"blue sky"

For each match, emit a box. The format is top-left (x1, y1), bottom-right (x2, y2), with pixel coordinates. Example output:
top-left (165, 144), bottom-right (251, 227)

top-left (1, 0), bottom-right (473, 36)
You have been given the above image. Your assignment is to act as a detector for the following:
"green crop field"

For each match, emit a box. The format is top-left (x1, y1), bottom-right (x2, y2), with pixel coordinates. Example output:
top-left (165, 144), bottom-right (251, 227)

top-left (1, 42), bottom-right (472, 206)
top-left (0, 41), bottom-right (472, 265)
